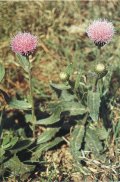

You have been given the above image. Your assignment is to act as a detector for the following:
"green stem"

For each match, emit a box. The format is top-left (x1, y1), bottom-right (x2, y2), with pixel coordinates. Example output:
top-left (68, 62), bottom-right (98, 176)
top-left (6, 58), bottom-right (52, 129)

top-left (93, 77), bottom-right (99, 92)
top-left (28, 62), bottom-right (36, 138)
top-left (94, 46), bottom-right (101, 92)
top-left (96, 46), bottom-right (101, 64)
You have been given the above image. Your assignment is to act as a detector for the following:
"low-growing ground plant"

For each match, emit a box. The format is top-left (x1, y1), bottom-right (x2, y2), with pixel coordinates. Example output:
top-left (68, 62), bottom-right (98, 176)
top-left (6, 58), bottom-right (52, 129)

top-left (0, 2), bottom-right (120, 181)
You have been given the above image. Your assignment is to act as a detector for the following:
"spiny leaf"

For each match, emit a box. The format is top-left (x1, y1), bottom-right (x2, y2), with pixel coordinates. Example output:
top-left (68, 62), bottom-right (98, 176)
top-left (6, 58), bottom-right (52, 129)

top-left (61, 101), bottom-right (87, 116)
top-left (36, 106), bottom-right (61, 125)
top-left (2, 135), bottom-right (10, 146)
top-left (97, 127), bottom-right (109, 140)
top-left (0, 148), bottom-right (5, 158)
top-left (10, 139), bottom-right (33, 153)
top-left (37, 127), bottom-right (60, 145)
top-left (16, 54), bottom-right (30, 72)
top-left (87, 90), bottom-right (101, 121)
top-left (70, 124), bottom-right (89, 175)
top-left (32, 137), bottom-right (63, 161)
top-left (36, 101), bottom-right (87, 125)
top-left (50, 82), bottom-right (71, 90)
top-left (70, 125), bottom-right (85, 157)
top-left (3, 137), bottom-right (18, 150)
top-left (61, 90), bottom-right (75, 101)
top-left (9, 99), bottom-right (31, 110)
top-left (4, 155), bottom-right (34, 179)
top-left (85, 127), bottom-right (103, 155)
top-left (37, 137), bottom-right (63, 153)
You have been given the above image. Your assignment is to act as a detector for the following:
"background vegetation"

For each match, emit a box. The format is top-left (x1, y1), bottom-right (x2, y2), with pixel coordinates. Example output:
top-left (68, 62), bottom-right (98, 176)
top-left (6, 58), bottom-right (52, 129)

top-left (0, 1), bottom-right (120, 181)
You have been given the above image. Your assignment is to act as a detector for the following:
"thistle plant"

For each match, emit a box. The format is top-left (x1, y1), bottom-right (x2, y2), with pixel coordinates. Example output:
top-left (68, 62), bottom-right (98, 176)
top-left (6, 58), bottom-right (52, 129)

top-left (11, 32), bottom-right (37, 137)
top-left (87, 19), bottom-right (115, 92)
top-left (34, 18), bottom-right (119, 177)
top-left (85, 19), bottom-right (115, 121)
top-left (70, 19), bottom-right (116, 173)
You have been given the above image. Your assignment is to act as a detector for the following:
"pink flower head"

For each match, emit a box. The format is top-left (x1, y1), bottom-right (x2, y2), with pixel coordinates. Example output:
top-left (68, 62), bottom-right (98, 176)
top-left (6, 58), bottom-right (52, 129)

top-left (11, 32), bottom-right (37, 55)
top-left (86, 19), bottom-right (114, 47)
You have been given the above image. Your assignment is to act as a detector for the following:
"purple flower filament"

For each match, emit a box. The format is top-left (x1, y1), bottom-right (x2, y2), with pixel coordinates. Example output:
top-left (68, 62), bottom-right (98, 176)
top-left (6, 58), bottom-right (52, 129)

top-left (86, 19), bottom-right (115, 47)
top-left (11, 32), bottom-right (37, 55)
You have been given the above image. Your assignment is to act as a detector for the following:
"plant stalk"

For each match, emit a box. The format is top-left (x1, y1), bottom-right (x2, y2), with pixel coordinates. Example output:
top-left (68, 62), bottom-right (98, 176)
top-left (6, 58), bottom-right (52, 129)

top-left (96, 46), bottom-right (101, 64)
top-left (93, 46), bottom-right (101, 92)
top-left (28, 61), bottom-right (36, 138)
top-left (93, 77), bottom-right (99, 92)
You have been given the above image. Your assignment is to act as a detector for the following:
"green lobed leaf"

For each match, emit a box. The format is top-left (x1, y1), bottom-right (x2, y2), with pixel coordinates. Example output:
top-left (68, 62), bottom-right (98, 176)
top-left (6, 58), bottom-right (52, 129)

top-left (2, 135), bottom-right (10, 146)
top-left (61, 90), bottom-right (75, 101)
top-left (70, 125), bottom-right (85, 158)
top-left (0, 63), bottom-right (5, 82)
top-left (0, 148), bottom-right (5, 158)
top-left (70, 124), bottom-right (89, 175)
top-left (32, 137), bottom-right (63, 161)
top-left (9, 137), bottom-right (19, 149)
top-left (9, 99), bottom-right (31, 110)
top-left (36, 101), bottom-right (87, 125)
top-left (87, 90), bottom-right (101, 121)
top-left (97, 127), bottom-right (109, 140)
top-left (4, 155), bottom-right (34, 179)
top-left (16, 54), bottom-right (30, 72)
top-left (3, 137), bottom-right (18, 150)
top-left (61, 101), bottom-right (87, 116)
top-left (85, 127), bottom-right (103, 156)
top-left (25, 113), bottom-right (32, 123)
top-left (10, 139), bottom-right (33, 153)
top-left (36, 106), bottom-right (61, 125)
top-left (37, 127), bottom-right (60, 145)
top-left (50, 82), bottom-right (71, 90)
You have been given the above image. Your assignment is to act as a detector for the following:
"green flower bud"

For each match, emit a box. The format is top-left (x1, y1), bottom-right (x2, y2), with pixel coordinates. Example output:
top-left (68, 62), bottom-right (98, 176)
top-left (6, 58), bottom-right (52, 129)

top-left (59, 72), bottom-right (69, 81)
top-left (95, 63), bottom-right (105, 73)
top-left (95, 63), bottom-right (108, 79)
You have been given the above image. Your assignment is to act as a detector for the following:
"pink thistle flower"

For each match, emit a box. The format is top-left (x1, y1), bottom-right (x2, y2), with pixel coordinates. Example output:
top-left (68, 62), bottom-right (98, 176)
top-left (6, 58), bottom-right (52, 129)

top-left (86, 19), bottom-right (114, 47)
top-left (11, 32), bottom-right (37, 55)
